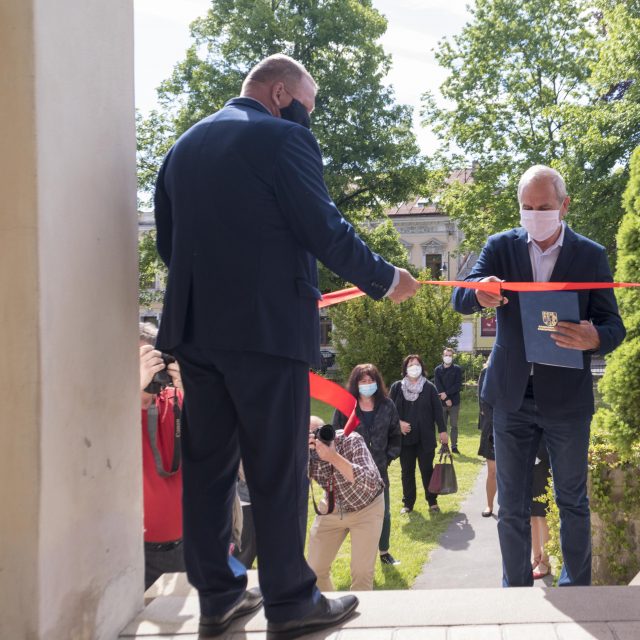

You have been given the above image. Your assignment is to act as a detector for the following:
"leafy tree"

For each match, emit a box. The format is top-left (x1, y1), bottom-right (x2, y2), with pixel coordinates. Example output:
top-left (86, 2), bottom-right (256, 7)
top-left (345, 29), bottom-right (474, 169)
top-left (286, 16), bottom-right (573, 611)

top-left (136, 110), bottom-right (173, 210)
top-left (421, 0), bottom-right (626, 251)
top-left (138, 0), bottom-right (424, 224)
top-left (139, 229), bottom-right (167, 308)
top-left (557, 1), bottom-right (640, 252)
top-left (329, 271), bottom-right (462, 386)
top-left (592, 146), bottom-right (640, 457)
top-left (319, 216), bottom-right (414, 292)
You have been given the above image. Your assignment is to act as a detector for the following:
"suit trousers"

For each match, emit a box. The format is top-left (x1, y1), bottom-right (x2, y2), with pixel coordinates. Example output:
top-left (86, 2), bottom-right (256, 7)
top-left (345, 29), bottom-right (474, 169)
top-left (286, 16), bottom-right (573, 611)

top-left (173, 344), bottom-right (320, 622)
top-left (307, 492), bottom-right (384, 591)
top-left (493, 385), bottom-right (592, 587)
top-left (443, 404), bottom-right (460, 447)
top-left (399, 443), bottom-right (438, 509)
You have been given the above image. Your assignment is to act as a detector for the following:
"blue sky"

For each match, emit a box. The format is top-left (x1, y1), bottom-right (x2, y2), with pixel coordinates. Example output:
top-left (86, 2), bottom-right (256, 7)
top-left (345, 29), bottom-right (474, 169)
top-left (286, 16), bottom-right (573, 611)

top-left (134, 0), bottom-right (471, 154)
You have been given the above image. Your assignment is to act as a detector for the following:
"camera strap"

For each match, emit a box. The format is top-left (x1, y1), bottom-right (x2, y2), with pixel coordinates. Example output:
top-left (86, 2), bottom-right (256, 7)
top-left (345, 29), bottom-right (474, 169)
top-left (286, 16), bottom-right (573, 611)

top-left (310, 471), bottom-right (335, 516)
top-left (147, 389), bottom-right (182, 478)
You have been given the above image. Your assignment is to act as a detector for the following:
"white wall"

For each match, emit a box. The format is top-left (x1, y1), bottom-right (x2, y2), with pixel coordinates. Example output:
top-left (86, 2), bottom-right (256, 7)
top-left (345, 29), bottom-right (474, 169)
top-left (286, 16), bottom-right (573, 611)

top-left (457, 321), bottom-right (475, 352)
top-left (1, 1), bottom-right (143, 638)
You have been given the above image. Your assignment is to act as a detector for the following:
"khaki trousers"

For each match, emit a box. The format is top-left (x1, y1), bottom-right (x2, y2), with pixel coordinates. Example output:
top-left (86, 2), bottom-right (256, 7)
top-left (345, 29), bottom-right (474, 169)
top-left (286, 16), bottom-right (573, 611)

top-left (307, 492), bottom-right (384, 591)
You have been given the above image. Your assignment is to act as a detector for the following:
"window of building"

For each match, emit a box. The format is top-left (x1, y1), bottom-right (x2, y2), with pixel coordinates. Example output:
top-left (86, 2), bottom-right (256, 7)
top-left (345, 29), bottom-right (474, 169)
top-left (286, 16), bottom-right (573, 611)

top-left (425, 253), bottom-right (442, 278)
top-left (320, 316), bottom-right (332, 347)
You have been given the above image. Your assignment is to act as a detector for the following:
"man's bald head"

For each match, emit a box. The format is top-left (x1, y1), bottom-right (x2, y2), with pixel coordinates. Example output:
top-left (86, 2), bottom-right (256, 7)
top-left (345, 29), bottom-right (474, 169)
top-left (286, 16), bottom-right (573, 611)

top-left (241, 54), bottom-right (317, 118)
top-left (242, 54), bottom-right (316, 94)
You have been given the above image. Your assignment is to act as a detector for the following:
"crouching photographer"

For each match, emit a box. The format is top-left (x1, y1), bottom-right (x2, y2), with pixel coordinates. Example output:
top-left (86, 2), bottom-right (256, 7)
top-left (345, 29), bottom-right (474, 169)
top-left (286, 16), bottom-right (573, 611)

top-left (139, 322), bottom-right (186, 590)
top-left (307, 416), bottom-right (385, 591)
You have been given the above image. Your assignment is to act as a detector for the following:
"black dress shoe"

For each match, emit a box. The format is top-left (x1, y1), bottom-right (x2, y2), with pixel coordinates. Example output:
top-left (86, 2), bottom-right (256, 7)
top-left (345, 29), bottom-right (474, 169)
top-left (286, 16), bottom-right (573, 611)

top-left (199, 587), bottom-right (263, 637)
top-left (266, 594), bottom-right (358, 639)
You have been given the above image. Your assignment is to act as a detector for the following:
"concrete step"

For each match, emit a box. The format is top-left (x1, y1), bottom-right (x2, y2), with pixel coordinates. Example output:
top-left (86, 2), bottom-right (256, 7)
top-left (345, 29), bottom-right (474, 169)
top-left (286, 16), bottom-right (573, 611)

top-left (122, 577), bottom-right (640, 639)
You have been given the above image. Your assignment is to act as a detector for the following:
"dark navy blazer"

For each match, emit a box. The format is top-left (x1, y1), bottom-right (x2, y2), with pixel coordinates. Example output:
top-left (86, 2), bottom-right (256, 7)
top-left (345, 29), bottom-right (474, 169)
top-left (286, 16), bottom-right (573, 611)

top-left (452, 226), bottom-right (625, 417)
top-left (154, 98), bottom-right (395, 366)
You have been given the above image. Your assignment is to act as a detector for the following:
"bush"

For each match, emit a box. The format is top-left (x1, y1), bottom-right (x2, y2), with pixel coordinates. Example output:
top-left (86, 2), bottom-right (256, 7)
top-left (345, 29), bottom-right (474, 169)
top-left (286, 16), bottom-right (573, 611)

top-left (456, 353), bottom-right (486, 385)
top-left (329, 271), bottom-right (461, 387)
top-left (593, 146), bottom-right (640, 457)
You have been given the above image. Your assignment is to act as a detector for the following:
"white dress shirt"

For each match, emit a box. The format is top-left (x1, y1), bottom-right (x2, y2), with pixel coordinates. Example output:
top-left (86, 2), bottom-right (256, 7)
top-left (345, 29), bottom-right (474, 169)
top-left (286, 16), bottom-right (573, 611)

top-left (526, 222), bottom-right (566, 375)
top-left (527, 222), bottom-right (566, 283)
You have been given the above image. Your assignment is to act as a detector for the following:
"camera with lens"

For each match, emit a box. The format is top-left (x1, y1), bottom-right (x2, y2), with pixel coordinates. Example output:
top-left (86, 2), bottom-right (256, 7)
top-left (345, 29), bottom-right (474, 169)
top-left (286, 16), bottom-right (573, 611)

top-left (313, 424), bottom-right (336, 446)
top-left (144, 353), bottom-right (176, 395)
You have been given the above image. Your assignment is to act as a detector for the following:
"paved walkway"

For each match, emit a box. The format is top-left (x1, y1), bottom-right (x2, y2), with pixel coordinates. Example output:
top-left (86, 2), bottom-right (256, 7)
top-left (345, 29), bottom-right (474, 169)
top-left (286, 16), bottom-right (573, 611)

top-left (413, 460), bottom-right (553, 589)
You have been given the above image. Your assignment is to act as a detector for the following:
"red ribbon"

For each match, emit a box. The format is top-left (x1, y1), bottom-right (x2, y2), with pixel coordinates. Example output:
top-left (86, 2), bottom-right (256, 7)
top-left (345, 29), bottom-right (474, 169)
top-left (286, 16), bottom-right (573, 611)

top-left (309, 372), bottom-right (359, 436)
top-left (312, 278), bottom-right (639, 430)
top-left (318, 280), bottom-right (640, 308)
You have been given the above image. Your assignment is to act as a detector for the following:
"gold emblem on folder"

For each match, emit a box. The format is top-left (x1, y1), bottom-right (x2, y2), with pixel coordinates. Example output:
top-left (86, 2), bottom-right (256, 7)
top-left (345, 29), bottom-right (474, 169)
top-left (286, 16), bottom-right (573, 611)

top-left (538, 311), bottom-right (558, 332)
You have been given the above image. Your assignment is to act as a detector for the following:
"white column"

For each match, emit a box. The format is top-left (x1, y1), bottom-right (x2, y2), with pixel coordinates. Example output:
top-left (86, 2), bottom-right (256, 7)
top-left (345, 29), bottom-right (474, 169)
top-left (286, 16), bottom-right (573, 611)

top-left (0, 1), bottom-right (142, 638)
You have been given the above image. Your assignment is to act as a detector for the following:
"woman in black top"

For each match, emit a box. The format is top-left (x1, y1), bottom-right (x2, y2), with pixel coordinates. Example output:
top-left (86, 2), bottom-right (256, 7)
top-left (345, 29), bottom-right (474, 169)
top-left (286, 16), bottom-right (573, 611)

top-left (333, 363), bottom-right (402, 565)
top-left (390, 355), bottom-right (448, 515)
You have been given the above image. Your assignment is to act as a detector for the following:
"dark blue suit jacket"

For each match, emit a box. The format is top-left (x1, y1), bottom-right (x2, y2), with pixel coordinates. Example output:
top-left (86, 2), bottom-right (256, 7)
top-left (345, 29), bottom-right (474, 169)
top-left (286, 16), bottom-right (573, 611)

top-left (452, 226), bottom-right (625, 417)
top-left (154, 98), bottom-right (395, 366)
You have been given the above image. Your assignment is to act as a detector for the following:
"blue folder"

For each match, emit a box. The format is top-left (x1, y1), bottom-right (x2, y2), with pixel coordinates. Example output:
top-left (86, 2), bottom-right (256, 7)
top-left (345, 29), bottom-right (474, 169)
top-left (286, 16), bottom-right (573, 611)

top-left (519, 291), bottom-right (584, 369)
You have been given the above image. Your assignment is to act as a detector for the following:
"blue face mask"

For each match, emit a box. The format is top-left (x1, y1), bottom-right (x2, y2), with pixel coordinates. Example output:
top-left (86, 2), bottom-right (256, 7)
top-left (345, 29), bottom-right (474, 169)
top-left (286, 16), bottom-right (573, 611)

top-left (280, 98), bottom-right (311, 129)
top-left (358, 382), bottom-right (378, 398)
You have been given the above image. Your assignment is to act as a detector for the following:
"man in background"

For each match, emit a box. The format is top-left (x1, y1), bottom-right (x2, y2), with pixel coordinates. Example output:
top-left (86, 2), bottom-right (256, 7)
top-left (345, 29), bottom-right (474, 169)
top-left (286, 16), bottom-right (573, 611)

top-left (434, 348), bottom-right (462, 453)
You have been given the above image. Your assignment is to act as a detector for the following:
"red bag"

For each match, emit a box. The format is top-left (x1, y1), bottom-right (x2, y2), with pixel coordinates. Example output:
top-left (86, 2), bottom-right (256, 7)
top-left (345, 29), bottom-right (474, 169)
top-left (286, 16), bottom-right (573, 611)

top-left (428, 446), bottom-right (458, 495)
top-left (428, 463), bottom-right (443, 494)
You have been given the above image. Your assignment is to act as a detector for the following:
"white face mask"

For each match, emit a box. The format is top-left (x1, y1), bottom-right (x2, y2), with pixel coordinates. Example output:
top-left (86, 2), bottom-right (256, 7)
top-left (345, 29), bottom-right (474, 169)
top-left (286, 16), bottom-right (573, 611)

top-left (406, 364), bottom-right (422, 378)
top-left (520, 209), bottom-right (561, 242)
top-left (443, 356), bottom-right (453, 365)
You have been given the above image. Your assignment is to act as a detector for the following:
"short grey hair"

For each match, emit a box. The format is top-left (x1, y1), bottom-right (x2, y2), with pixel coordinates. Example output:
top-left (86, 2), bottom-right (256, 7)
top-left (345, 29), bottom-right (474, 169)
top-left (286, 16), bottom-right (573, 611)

top-left (517, 165), bottom-right (568, 205)
top-left (243, 54), bottom-right (317, 92)
top-left (139, 322), bottom-right (158, 345)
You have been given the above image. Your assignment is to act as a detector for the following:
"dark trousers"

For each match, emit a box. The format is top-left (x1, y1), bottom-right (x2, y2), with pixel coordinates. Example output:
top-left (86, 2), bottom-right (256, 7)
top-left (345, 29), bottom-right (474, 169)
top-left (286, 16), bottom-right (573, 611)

top-left (379, 485), bottom-right (392, 552)
top-left (443, 403), bottom-right (460, 447)
top-left (493, 386), bottom-right (592, 587)
top-left (233, 504), bottom-right (258, 570)
top-left (399, 444), bottom-right (437, 509)
top-left (144, 540), bottom-right (186, 590)
top-left (173, 345), bottom-right (319, 623)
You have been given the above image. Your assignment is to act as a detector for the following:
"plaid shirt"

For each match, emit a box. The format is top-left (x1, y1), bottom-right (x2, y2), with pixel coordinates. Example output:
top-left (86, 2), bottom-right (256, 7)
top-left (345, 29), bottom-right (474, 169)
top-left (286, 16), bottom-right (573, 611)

top-left (309, 431), bottom-right (384, 513)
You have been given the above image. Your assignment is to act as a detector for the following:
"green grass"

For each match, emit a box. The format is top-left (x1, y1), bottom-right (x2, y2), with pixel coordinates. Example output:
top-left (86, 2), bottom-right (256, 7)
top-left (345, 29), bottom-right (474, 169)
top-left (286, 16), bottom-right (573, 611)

top-left (307, 388), bottom-right (483, 589)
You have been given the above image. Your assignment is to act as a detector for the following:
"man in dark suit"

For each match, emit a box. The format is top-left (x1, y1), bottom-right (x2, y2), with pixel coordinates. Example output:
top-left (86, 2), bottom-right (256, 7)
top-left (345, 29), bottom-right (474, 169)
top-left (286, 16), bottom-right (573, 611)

top-left (453, 165), bottom-right (625, 588)
top-left (154, 54), bottom-right (419, 638)
top-left (433, 347), bottom-right (463, 453)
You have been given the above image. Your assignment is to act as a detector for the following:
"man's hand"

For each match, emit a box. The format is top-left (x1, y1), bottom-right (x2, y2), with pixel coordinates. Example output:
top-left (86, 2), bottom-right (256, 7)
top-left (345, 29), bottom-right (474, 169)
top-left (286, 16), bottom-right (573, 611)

top-left (309, 432), bottom-right (337, 463)
top-left (388, 268), bottom-right (420, 303)
top-left (475, 276), bottom-right (509, 308)
top-left (439, 432), bottom-right (449, 445)
top-left (445, 399), bottom-right (453, 408)
top-left (400, 420), bottom-right (411, 435)
top-left (140, 344), bottom-right (165, 391)
top-left (167, 361), bottom-right (183, 390)
top-left (439, 392), bottom-right (447, 401)
top-left (551, 321), bottom-right (600, 351)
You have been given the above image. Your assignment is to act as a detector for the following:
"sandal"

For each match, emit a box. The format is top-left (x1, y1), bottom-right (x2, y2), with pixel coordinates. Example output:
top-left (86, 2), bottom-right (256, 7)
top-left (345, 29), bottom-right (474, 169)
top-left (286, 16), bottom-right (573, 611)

top-left (429, 505), bottom-right (440, 513)
top-left (533, 562), bottom-right (550, 579)
top-left (481, 508), bottom-right (493, 518)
